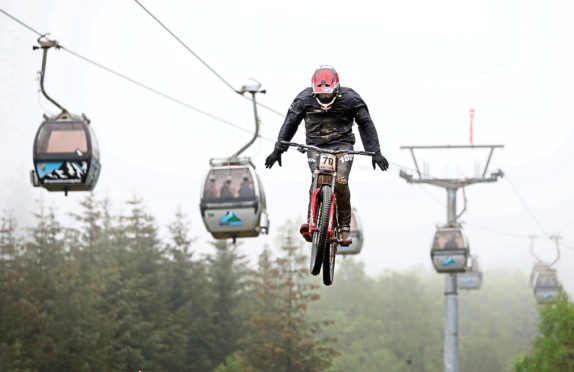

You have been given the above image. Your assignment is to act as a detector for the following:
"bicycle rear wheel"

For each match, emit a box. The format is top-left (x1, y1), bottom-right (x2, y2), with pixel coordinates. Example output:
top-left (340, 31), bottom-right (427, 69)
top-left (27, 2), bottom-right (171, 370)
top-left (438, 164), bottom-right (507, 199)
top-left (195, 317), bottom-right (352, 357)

top-left (323, 242), bottom-right (337, 286)
top-left (310, 185), bottom-right (332, 275)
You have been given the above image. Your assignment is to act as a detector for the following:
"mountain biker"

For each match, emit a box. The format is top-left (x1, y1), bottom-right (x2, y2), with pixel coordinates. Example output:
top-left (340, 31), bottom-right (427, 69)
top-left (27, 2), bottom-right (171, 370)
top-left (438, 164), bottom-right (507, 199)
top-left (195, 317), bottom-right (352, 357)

top-left (265, 65), bottom-right (388, 246)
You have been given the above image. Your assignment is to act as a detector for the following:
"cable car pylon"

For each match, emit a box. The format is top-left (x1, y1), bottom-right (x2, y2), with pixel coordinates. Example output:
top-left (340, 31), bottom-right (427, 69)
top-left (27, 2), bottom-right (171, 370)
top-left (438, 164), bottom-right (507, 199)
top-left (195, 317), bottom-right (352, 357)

top-left (399, 143), bottom-right (504, 372)
top-left (199, 80), bottom-right (269, 242)
top-left (30, 35), bottom-right (101, 196)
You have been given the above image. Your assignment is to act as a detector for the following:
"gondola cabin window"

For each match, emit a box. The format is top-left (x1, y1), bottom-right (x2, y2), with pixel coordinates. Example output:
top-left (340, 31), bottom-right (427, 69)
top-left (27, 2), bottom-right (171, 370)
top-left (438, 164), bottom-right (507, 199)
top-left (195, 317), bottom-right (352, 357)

top-left (433, 230), bottom-right (465, 250)
top-left (35, 122), bottom-right (88, 154)
top-left (203, 168), bottom-right (255, 201)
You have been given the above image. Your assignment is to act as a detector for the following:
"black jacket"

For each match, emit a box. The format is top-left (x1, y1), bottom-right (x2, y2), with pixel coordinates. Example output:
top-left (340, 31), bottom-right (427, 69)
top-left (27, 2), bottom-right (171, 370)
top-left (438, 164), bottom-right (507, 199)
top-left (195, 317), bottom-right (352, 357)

top-left (275, 87), bottom-right (381, 153)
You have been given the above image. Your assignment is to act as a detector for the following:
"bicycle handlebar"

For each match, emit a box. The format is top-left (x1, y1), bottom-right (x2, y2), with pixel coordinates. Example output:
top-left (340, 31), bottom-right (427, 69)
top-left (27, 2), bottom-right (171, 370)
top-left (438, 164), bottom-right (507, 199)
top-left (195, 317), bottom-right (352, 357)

top-left (281, 141), bottom-right (375, 156)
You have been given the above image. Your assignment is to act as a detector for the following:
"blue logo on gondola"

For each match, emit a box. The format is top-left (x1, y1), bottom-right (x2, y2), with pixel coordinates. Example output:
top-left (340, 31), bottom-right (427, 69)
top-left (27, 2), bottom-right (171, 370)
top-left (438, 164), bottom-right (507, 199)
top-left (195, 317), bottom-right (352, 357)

top-left (219, 211), bottom-right (242, 226)
top-left (544, 293), bottom-right (553, 300)
top-left (36, 162), bottom-right (63, 178)
top-left (463, 279), bottom-right (472, 284)
top-left (442, 257), bottom-right (456, 266)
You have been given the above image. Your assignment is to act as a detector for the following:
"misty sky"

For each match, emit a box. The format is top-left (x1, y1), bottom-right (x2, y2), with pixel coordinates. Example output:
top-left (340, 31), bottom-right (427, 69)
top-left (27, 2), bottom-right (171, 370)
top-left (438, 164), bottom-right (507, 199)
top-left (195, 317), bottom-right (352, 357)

top-left (1, 0), bottom-right (573, 295)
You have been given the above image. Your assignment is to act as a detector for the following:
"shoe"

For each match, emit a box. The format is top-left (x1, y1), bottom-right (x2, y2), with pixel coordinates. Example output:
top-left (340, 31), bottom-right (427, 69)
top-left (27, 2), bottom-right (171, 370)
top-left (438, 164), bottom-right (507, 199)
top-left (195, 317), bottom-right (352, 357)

top-left (300, 223), bottom-right (312, 242)
top-left (340, 227), bottom-right (352, 247)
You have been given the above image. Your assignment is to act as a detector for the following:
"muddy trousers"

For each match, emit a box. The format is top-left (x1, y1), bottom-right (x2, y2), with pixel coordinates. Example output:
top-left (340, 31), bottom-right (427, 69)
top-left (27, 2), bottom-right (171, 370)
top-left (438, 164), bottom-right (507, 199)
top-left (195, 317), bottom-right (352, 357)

top-left (306, 144), bottom-right (354, 227)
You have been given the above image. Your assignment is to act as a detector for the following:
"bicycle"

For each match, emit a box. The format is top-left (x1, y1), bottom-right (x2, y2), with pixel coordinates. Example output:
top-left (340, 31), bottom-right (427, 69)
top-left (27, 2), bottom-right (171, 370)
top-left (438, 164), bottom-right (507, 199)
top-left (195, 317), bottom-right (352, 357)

top-left (281, 141), bottom-right (375, 285)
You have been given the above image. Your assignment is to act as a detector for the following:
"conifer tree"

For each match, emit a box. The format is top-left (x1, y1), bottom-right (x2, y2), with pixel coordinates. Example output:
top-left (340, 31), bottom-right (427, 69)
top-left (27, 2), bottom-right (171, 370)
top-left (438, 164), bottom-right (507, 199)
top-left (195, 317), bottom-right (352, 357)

top-left (63, 194), bottom-right (120, 370)
top-left (0, 212), bottom-right (22, 370)
top-left (238, 224), bottom-right (338, 372)
top-left (206, 239), bottom-right (251, 370)
top-left (105, 195), bottom-right (165, 371)
top-left (158, 207), bottom-right (212, 372)
top-left (13, 201), bottom-right (78, 370)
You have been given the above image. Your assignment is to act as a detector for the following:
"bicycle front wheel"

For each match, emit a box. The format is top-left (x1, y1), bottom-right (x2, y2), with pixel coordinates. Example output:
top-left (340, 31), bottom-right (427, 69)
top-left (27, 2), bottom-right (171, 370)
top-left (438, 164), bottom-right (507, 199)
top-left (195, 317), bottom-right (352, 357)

top-left (310, 185), bottom-right (332, 275)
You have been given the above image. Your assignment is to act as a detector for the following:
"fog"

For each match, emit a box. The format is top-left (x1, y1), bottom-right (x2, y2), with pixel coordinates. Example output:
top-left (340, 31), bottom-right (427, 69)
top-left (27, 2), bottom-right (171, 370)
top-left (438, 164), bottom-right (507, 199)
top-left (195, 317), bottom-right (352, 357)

top-left (1, 0), bottom-right (573, 296)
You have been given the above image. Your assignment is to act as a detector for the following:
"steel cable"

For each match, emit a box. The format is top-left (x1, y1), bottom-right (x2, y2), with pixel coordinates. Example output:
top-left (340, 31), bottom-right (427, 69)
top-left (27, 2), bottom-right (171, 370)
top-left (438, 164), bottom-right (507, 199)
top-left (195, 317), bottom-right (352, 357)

top-left (133, 0), bottom-right (285, 118)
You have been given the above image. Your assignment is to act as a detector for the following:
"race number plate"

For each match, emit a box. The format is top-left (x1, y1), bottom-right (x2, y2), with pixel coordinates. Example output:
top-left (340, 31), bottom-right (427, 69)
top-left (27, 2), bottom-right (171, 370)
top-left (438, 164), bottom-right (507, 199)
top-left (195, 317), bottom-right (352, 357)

top-left (319, 154), bottom-right (337, 171)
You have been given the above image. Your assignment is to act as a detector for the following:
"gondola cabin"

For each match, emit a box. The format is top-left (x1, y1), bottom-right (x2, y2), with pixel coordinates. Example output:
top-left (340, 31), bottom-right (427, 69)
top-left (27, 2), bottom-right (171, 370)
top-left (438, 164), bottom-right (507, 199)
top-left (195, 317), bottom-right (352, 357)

top-left (337, 208), bottom-right (363, 255)
top-left (457, 256), bottom-right (482, 290)
top-left (532, 268), bottom-right (560, 304)
top-left (529, 261), bottom-right (549, 288)
top-left (200, 157), bottom-right (269, 239)
top-left (31, 117), bottom-right (101, 195)
top-left (430, 226), bottom-right (469, 273)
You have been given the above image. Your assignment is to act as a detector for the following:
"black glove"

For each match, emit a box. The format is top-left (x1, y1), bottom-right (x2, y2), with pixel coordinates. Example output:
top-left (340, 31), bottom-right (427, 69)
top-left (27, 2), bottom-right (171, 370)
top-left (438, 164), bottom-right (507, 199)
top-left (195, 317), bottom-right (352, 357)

top-left (265, 149), bottom-right (283, 168)
top-left (372, 152), bottom-right (389, 171)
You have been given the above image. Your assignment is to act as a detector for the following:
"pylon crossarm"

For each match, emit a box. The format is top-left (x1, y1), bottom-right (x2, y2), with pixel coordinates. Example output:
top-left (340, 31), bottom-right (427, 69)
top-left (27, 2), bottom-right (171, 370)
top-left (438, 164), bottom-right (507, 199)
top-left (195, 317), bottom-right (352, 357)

top-left (400, 144), bottom-right (504, 182)
top-left (400, 177), bottom-right (500, 189)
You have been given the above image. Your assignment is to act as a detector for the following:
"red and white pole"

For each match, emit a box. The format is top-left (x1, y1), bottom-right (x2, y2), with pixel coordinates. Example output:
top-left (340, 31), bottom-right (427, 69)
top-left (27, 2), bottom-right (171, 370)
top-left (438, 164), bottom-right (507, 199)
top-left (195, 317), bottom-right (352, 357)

top-left (469, 108), bottom-right (475, 145)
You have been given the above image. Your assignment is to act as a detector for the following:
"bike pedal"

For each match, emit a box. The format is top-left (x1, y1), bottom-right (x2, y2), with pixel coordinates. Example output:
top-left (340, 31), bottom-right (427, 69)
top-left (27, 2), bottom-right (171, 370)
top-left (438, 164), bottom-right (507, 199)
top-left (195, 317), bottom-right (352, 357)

top-left (300, 223), bottom-right (313, 242)
top-left (340, 238), bottom-right (352, 247)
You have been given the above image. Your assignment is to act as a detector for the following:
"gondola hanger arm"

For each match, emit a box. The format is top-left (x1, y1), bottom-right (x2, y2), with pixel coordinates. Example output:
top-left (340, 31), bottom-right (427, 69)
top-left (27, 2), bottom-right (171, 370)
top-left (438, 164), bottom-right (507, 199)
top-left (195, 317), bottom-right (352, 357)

top-left (33, 34), bottom-right (69, 118)
top-left (549, 234), bottom-right (561, 267)
top-left (232, 79), bottom-right (265, 158)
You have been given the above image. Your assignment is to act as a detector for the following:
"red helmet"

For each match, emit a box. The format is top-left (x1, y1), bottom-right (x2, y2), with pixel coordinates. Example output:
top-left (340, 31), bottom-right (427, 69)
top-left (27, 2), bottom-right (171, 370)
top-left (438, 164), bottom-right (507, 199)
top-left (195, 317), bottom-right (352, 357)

top-left (311, 65), bottom-right (340, 94)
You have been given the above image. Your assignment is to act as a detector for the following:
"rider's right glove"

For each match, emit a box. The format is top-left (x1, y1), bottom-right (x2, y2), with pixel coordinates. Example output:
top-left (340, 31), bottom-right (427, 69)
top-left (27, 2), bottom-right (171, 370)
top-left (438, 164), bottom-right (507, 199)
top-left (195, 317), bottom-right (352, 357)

top-left (265, 141), bottom-right (289, 169)
top-left (265, 149), bottom-right (283, 168)
top-left (372, 151), bottom-right (389, 171)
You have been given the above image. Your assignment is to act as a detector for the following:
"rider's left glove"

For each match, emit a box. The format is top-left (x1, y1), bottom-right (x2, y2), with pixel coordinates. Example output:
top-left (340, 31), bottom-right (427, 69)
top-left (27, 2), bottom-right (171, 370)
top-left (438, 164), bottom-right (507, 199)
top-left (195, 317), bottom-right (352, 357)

top-left (372, 151), bottom-right (389, 171)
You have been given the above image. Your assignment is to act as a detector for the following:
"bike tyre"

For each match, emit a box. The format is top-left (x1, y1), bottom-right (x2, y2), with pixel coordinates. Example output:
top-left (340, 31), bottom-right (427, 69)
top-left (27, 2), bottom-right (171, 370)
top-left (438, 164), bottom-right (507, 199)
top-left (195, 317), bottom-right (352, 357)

top-left (323, 241), bottom-right (337, 286)
top-left (310, 185), bottom-right (332, 275)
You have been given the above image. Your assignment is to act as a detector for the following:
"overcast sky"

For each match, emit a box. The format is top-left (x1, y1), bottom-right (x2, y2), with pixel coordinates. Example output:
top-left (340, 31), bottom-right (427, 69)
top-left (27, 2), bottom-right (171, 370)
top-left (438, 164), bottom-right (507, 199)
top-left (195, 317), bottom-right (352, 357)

top-left (1, 0), bottom-right (573, 296)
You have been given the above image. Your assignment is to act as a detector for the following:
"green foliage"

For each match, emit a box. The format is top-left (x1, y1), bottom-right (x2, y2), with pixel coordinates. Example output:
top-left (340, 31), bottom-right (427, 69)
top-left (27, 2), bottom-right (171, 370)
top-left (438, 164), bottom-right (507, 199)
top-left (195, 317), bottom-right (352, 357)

top-left (213, 353), bottom-right (245, 372)
top-left (309, 261), bottom-right (538, 372)
top-left (0, 195), bottom-right (256, 371)
top-left (514, 291), bottom-right (574, 372)
top-left (238, 224), bottom-right (338, 372)
top-left (459, 270), bottom-right (538, 372)
top-left (311, 262), bottom-right (442, 372)
top-left (0, 199), bottom-right (541, 372)
top-left (206, 239), bottom-right (252, 370)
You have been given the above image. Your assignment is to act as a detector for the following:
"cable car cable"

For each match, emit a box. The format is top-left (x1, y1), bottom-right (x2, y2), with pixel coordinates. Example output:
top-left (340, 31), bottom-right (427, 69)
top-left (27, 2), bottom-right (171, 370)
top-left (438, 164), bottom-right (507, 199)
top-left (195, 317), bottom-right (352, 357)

top-left (464, 223), bottom-right (530, 239)
top-left (0, 7), bottom-right (43, 35)
top-left (62, 46), bottom-right (261, 136)
top-left (556, 221), bottom-right (574, 234)
top-left (419, 185), bottom-right (445, 207)
top-left (3, 9), bottom-right (448, 165)
top-left (65, 45), bottom-right (279, 142)
top-left (133, 0), bottom-right (235, 92)
top-left (505, 174), bottom-right (550, 238)
top-left (464, 222), bottom-right (574, 255)
top-left (0, 8), bottom-right (279, 142)
top-left (133, 0), bottom-right (285, 118)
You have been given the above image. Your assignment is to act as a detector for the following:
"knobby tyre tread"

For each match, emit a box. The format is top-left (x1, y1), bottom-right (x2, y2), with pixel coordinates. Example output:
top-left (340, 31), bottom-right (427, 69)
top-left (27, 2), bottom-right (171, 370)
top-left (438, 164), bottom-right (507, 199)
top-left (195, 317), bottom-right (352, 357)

top-left (322, 189), bottom-right (336, 285)
top-left (310, 185), bottom-right (332, 275)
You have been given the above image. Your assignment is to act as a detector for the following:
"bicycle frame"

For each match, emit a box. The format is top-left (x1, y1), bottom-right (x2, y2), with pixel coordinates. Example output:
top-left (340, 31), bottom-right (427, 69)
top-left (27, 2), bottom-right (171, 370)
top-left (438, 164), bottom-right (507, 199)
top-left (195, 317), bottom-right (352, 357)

top-left (308, 156), bottom-right (338, 239)
top-left (281, 141), bottom-right (375, 284)
top-left (282, 141), bottom-right (374, 237)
